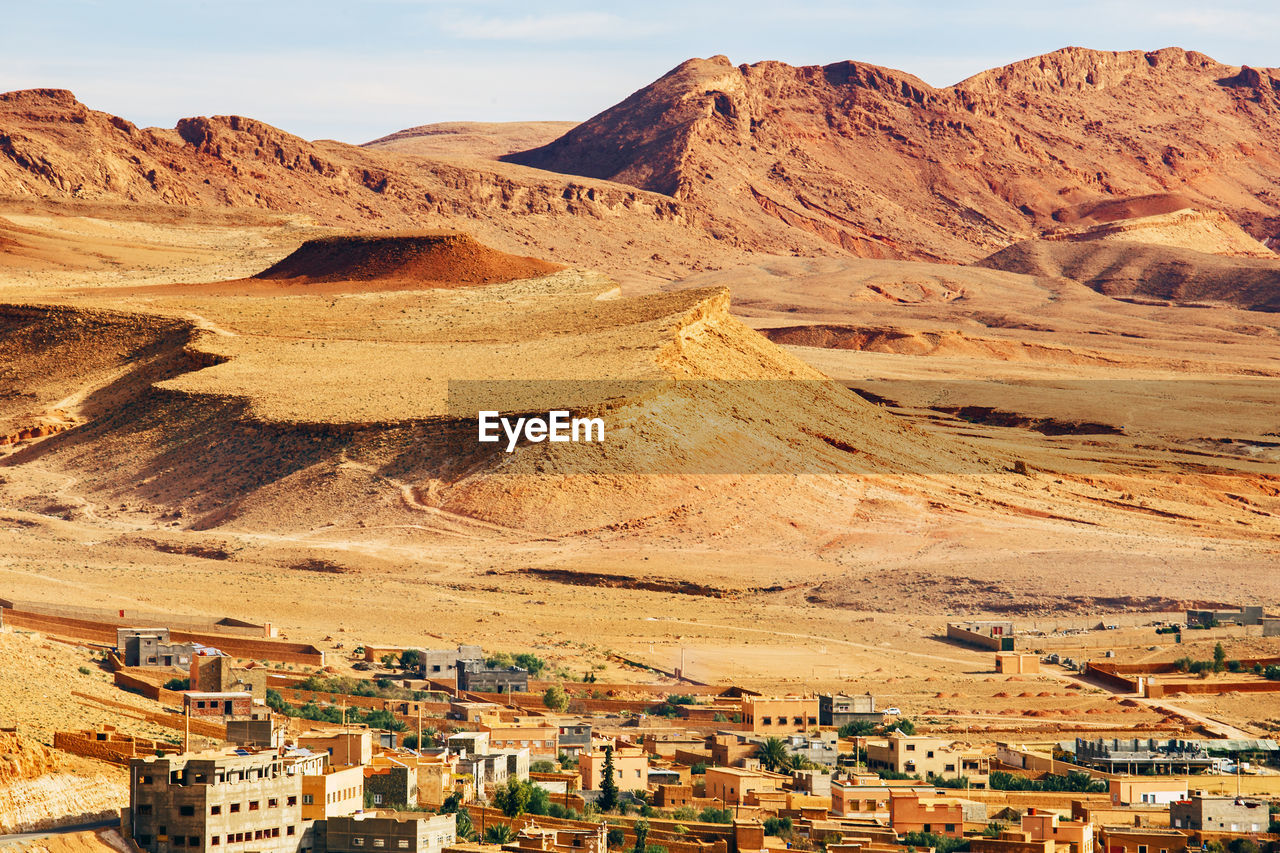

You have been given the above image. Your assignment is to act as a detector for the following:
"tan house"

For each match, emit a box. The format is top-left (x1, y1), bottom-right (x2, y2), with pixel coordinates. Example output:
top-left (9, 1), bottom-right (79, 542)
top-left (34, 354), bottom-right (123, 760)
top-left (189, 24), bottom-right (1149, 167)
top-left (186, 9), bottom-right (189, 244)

top-left (300, 764), bottom-right (364, 820)
top-left (703, 766), bottom-right (787, 806)
top-left (741, 697), bottom-right (819, 733)
top-left (578, 745), bottom-right (649, 792)
top-left (1109, 778), bottom-right (1188, 806)
top-left (888, 793), bottom-right (985, 837)
top-left (1020, 809), bottom-right (1092, 853)
top-left (866, 733), bottom-right (989, 785)
top-left (297, 728), bottom-right (373, 767)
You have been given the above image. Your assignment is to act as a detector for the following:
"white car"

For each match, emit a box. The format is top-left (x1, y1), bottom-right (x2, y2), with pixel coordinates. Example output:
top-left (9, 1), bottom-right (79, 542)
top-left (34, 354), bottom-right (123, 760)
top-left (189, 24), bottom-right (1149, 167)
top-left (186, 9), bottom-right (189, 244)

top-left (884, 707), bottom-right (902, 715)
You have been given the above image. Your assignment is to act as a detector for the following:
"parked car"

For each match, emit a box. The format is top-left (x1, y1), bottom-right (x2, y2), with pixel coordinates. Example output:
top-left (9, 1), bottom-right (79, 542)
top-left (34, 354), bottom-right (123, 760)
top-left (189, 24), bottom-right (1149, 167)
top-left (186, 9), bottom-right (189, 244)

top-left (884, 707), bottom-right (901, 715)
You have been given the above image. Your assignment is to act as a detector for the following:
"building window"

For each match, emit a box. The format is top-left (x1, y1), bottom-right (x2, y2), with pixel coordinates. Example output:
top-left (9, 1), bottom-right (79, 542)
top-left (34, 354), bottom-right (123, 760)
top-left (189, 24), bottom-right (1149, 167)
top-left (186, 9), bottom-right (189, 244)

top-left (180, 806), bottom-right (196, 817)
top-left (190, 837), bottom-right (200, 847)
top-left (210, 806), bottom-right (221, 815)
top-left (288, 827), bottom-right (296, 837)
top-left (808, 717), bottom-right (816, 725)
top-left (230, 804), bottom-right (240, 813)
top-left (138, 837), bottom-right (153, 847)
top-left (212, 838), bottom-right (220, 846)
top-left (141, 775), bottom-right (154, 785)
top-left (137, 805), bottom-right (153, 815)
top-left (302, 795), bottom-right (313, 805)
top-left (906, 744), bottom-right (916, 751)
top-left (1138, 846), bottom-right (1147, 853)
top-left (945, 825), bottom-right (955, 833)
top-left (174, 837), bottom-right (185, 847)
top-left (398, 843), bottom-right (409, 849)
top-left (268, 798), bottom-right (278, 808)
top-left (354, 838), bottom-right (366, 847)
top-left (374, 840), bottom-right (385, 848)
top-left (288, 796), bottom-right (298, 806)
top-left (249, 801), bottom-right (259, 811)
top-left (762, 717), bottom-right (772, 726)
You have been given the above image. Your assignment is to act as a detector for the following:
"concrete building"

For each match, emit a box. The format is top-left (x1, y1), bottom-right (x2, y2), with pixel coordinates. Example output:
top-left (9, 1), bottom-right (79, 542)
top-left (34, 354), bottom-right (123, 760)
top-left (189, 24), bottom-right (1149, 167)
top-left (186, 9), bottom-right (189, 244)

top-left (1019, 809), bottom-right (1092, 853)
top-left (556, 723), bottom-right (592, 756)
top-left (995, 654), bottom-right (1041, 674)
top-left (831, 781), bottom-right (891, 820)
top-left (445, 732), bottom-right (490, 758)
top-left (118, 628), bottom-right (198, 669)
top-left (1186, 606), bottom-right (1263, 627)
top-left (321, 813), bottom-right (456, 853)
top-left (1110, 778), bottom-right (1188, 806)
top-left (578, 746), bottom-right (649, 792)
top-left (703, 766), bottom-right (786, 806)
top-left (184, 693), bottom-right (254, 720)
top-left (190, 656), bottom-right (268, 702)
top-left (227, 720), bottom-right (280, 749)
top-left (741, 697), bottom-right (819, 733)
top-left (481, 722), bottom-right (557, 757)
top-left (866, 733), bottom-right (990, 785)
top-left (819, 694), bottom-right (878, 728)
top-left (946, 621), bottom-right (1015, 651)
top-left (300, 764), bottom-right (364, 821)
top-left (298, 730), bottom-right (373, 768)
top-left (1096, 826), bottom-right (1190, 853)
top-left (1170, 793), bottom-right (1271, 833)
top-left (364, 758), bottom-right (418, 809)
top-left (509, 824), bottom-right (605, 853)
top-left (456, 662), bottom-right (528, 694)
top-left (888, 793), bottom-right (985, 838)
top-left (1074, 739), bottom-right (1216, 775)
top-left (417, 646), bottom-right (483, 680)
top-left (128, 750), bottom-right (312, 853)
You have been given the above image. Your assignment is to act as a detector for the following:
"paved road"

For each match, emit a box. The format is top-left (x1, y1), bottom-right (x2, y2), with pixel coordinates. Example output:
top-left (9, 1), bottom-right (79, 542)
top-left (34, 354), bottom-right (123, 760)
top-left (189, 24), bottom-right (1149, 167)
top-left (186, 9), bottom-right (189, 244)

top-left (0, 818), bottom-right (120, 846)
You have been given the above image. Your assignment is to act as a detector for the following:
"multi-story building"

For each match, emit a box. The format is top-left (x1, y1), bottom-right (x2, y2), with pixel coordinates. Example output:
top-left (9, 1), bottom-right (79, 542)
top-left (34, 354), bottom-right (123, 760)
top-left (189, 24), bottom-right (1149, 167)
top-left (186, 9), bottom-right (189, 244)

top-left (1096, 826), bottom-right (1190, 853)
top-left (128, 750), bottom-right (312, 853)
top-left (118, 628), bottom-right (197, 669)
top-left (703, 766), bottom-right (786, 806)
top-left (480, 721), bottom-right (557, 757)
top-left (866, 733), bottom-right (989, 785)
top-left (741, 697), bottom-right (819, 734)
top-left (297, 730), bottom-right (373, 768)
top-left (321, 813), bottom-right (456, 853)
top-left (819, 694), bottom-right (878, 728)
top-left (1170, 793), bottom-right (1271, 833)
top-left (417, 645), bottom-right (483, 681)
top-left (557, 722), bottom-right (592, 756)
top-left (457, 662), bottom-right (528, 694)
top-left (300, 764), bottom-right (364, 821)
top-left (888, 793), bottom-right (985, 838)
top-left (578, 745), bottom-right (649, 792)
top-left (184, 693), bottom-right (254, 721)
top-left (1019, 808), bottom-right (1092, 853)
top-left (1109, 778), bottom-right (1188, 806)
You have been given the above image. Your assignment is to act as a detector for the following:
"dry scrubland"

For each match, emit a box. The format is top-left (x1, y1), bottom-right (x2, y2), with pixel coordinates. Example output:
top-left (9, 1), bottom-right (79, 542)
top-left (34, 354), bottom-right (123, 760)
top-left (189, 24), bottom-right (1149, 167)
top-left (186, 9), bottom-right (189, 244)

top-left (0, 46), bottom-right (1278, 706)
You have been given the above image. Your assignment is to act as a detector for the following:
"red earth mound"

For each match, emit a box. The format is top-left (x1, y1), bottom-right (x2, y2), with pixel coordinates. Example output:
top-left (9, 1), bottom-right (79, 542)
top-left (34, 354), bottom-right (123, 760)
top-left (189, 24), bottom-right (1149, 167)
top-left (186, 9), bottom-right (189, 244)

top-left (254, 232), bottom-right (564, 287)
top-left (1052, 193), bottom-right (1200, 226)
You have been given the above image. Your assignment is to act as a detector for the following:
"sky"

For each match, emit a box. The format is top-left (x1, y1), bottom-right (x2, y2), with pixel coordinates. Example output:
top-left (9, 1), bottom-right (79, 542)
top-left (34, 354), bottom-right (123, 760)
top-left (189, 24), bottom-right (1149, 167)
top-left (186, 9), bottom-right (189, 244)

top-left (1, 0), bottom-right (1278, 144)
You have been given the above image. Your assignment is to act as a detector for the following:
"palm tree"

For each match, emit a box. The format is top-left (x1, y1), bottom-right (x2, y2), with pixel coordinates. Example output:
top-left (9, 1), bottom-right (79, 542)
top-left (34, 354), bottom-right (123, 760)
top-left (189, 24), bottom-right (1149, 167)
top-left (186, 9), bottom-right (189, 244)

top-left (484, 824), bottom-right (515, 845)
top-left (455, 808), bottom-right (476, 841)
top-left (755, 736), bottom-right (791, 772)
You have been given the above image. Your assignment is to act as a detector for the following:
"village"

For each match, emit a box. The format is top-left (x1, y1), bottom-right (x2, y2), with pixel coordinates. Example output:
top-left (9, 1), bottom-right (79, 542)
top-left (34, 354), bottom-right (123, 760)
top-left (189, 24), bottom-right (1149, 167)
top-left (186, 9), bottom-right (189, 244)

top-left (1, 600), bottom-right (1279, 853)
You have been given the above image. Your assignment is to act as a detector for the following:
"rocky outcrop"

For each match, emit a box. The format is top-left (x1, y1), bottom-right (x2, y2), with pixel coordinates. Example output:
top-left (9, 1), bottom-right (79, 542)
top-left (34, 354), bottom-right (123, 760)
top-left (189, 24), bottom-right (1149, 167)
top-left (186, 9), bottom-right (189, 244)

top-left (506, 47), bottom-right (1280, 261)
top-left (0, 732), bottom-right (125, 833)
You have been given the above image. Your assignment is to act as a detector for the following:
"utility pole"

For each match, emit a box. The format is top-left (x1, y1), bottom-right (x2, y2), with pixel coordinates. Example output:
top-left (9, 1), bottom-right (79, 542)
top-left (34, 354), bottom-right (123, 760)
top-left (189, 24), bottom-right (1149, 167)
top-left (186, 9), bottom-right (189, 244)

top-left (184, 703), bottom-right (190, 754)
top-left (418, 705), bottom-right (423, 752)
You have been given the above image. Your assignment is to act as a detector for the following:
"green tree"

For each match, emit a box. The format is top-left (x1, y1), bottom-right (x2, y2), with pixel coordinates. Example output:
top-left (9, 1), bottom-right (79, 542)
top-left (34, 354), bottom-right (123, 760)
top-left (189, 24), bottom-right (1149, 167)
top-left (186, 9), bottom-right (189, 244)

top-left (484, 825), bottom-right (515, 845)
top-left (399, 649), bottom-right (421, 670)
top-left (514, 653), bottom-right (547, 676)
top-left (755, 736), bottom-right (791, 772)
top-left (1213, 643), bottom-right (1226, 673)
top-left (494, 777), bottom-right (532, 817)
top-left (884, 718), bottom-right (916, 736)
top-left (543, 685), bottom-right (570, 712)
top-left (164, 677), bottom-right (190, 691)
top-left (631, 820), bottom-right (649, 853)
top-left (531, 760), bottom-right (556, 773)
top-left (454, 808), bottom-right (475, 841)
top-left (607, 829), bottom-right (626, 848)
top-left (599, 746), bottom-right (619, 812)
top-left (763, 817), bottom-right (793, 837)
top-left (838, 720), bottom-right (878, 738)
top-left (697, 807), bottom-right (732, 824)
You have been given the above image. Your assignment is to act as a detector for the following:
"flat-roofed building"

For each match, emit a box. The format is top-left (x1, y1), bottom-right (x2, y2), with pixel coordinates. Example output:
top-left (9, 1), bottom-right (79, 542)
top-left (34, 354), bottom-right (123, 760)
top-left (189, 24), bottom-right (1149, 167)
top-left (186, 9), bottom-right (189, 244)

top-left (300, 764), bottom-right (364, 821)
top-left (741, 697), bottom-right (819, 734)
top-left (321, 813), bottom-right (456, 853)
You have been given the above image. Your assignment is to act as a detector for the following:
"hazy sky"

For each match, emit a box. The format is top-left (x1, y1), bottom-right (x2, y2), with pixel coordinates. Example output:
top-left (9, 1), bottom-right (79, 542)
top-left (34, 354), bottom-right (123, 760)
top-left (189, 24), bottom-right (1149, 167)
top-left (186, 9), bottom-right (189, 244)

top-left (2, 1), bottom-right (1277, 144)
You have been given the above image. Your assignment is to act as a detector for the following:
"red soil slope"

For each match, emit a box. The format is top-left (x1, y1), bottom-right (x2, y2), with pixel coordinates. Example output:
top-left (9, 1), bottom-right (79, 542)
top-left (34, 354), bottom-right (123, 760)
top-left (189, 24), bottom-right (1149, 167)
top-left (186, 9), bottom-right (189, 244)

top-left (255, 233), bottom-right (563, 286)
top-left (506, 48), bottom-right (1280, 261)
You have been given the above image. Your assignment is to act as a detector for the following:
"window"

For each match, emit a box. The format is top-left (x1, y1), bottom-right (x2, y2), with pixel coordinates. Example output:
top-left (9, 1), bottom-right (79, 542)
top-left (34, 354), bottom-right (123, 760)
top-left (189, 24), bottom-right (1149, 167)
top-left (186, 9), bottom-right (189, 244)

top-left (792, 717), bottom-right (802, 726)
top-left (1138, 846), bottom-right (1147, 853)
top-left (762, 717), bottom-right (772, 726)
top-left (287, 827), bottom-right (296, 837)
top-left (137, 805), bottom-right (153, 815)
top-left (189, 837), bottom-right (200, 847)
top-left (138, 837), bottom-right (153, 847)
top-left (302, 795), bottom-right (313, 805)
top-left (374, 840), bottom-right (386, 848)
top-left (945, 825), bottom-right (955, 833)
top-left (808, 717), bottom-right (817, 725)
top-left (354, 838), bottom-right (366, 847)
top-left (174, 837), bottom-right (185, 847)
top-left (268, 798), bottom-right (278, 808)
top-left (923, 825), bottom-right (931, 833)
top-left (159, 827), bottom-right (168, 837)
top-left (398, 842), bottom-right (409, 849)
top-left (249, 801), bottom-right (259, 811)
top-left (142, 775), bottom-right (154, 785)
top-left (906, 744), bottom-right (916, 751)
top-left (210, 805), bottom-right (221, 815)
top-left (272, 829), bottom-right (281, 838)
top-left (287, 796), bottom-right (297, 806)
top-left (180, 806), bottom-right (196, 817)
top-left (927, 751), bottom-right (935, 758)
top-left (212, 838), bottom-right (220, 846)
top-left (230, 804), bottom-right (240, 813)
top-left (373, 794), bottom-right (383, 805)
